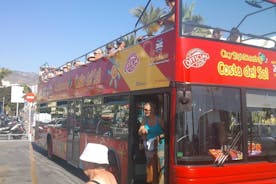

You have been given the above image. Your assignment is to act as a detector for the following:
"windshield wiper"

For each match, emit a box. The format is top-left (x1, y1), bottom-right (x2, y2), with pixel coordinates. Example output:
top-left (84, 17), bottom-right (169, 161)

top-left (214, 131), bottom-right (242, 167)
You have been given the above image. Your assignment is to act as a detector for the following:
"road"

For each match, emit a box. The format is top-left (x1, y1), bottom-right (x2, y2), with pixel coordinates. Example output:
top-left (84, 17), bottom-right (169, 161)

top-left (0, 140), bottom-right (87, 184)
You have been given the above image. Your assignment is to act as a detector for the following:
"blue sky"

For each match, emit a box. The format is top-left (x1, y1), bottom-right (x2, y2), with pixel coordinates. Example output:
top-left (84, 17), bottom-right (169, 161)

top-left (0, 0), bottom-right (166, 73)
top-left (0, 0), bottom-right (275, 73)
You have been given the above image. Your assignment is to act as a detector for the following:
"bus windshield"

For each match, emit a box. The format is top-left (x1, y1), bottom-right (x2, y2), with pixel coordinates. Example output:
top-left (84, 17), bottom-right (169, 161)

top-left (181, 0), bottom-right (276, 48)
top-left (175, 85), bottom-right (276, 165)
top-left (175, 85), bottom-right (242, 164)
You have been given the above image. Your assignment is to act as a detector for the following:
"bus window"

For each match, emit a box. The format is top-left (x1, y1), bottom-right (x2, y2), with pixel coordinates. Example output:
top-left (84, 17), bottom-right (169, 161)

top-left (41, 101), bottom-right (68, 128)
top-left (175, 85), bottom-right (242, 165)
top-left (81, 97), bottom-right (102, 134)
top-left (180, 0), bottom-right (276, 49)
top-left (246, 90), bottom-right (276, 161)
top-left (101, 96), bottom-right (129, 139)
top-left (68, 100), bottom-right (81, 126)
top-left (81, 96), bottom-right (129, 139)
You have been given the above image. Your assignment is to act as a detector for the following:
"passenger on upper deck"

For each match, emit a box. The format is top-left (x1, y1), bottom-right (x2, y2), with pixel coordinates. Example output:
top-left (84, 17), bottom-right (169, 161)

top-left (62, 65), bottom-right (69, 72)
top-left (73, 60), bottom-right (84, 68)
top-left (106, 43), bottom-right (117, 57)
top-left (39, 67), bottom-right (48, 82)
top-left (116, 39), bottom-right (125, 51)
top-left (47, 67), bottom-right (56, 79)
top-left (227, 27), bottom-right (241, 42)
top-left (106, 39), bottom-right (126, 58)
top-left (212, 29), bottom-right (222, 40)
top-left (62, 62), bottom-right (72, 72)
top-left (87, 52), bottom-right (96, 62)
top-left (159, 0), bottom-right (175, 32)
top-left (94, 49), bottom-right (103, 60)
top-left (55, 68), bottom-right (63, 76)
top-left (39, 66), bottom-right (57, 81)
top-left (68, 62), bottom-right (72, 70)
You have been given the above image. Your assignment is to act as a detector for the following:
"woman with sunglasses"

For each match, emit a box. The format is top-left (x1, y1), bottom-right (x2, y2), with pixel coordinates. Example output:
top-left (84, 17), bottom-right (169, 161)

top-left (138, 102), bottom-right (165, 184)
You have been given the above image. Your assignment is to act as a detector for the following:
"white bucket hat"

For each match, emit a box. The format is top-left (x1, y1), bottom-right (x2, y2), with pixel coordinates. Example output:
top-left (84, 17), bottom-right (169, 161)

top-left (80, 143), bottom-right (109, 164)
top-left (86, 52), bottom-right (95, 60)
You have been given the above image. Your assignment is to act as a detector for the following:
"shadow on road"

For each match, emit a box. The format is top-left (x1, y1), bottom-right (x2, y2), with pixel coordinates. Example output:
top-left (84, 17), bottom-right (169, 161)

top-left (31, 142), bottom-right (88, 183)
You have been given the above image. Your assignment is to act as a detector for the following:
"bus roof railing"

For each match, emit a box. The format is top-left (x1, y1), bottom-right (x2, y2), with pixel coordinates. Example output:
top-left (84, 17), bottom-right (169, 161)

top-left (39, 11), bottom-right (276, 82)
top-left (182, 21), bottom-right (276, 49)
top-left (39, 11), bottom-right (173, 77)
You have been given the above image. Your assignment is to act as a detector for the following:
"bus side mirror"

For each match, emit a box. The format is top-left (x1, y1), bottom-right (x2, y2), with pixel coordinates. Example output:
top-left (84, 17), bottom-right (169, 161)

top-left (180, 97), bottom-right (190, 104)
top-left (177, 90), bottom-right (192, 111)
top-left (179, 90), bottom-right (192, 105)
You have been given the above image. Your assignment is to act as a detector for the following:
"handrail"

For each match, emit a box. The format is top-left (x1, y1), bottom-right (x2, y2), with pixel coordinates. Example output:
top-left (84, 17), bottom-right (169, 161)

top-left (134, 0), bottom-right (152, 29)
top-left (182, 21), bottom-right (276, 48)
top-left (236, 5), bottom-right (276, 29)
top-left (39, 11), bottom-right (174, 76)
top-left (39, 11), bottom-right (276, 81)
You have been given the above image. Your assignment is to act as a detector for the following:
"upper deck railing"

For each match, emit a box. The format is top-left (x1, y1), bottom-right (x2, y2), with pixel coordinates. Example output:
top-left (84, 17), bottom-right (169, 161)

top-left (39, 3), bottom-right (276, 83)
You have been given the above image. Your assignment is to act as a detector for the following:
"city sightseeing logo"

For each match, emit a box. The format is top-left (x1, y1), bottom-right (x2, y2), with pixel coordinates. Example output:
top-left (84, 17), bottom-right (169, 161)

top-left (125, 53), bottom-right (140, 73)
top-left (183, 48), bottom-right (209, 69)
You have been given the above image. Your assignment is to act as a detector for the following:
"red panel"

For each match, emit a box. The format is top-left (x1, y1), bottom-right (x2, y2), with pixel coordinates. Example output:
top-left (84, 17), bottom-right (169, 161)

top-left (51, 127), bottom-right (68, 160)
top-left (37, 31), bottom-right (176, 102)
top-left (172, 162), bottom-right (276, 183)
top-left (176, 38), bottom-right (276, 90)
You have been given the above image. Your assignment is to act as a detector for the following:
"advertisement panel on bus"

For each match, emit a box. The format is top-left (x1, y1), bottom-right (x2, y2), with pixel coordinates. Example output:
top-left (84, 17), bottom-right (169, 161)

top-left (178, 37), bottom-right (276, 90)
top-left (37, 31), bottom-right (175, 102)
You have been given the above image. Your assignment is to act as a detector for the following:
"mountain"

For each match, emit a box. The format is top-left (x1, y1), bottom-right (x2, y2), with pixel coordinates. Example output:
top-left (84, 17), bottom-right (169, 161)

top-left (3, 70), bottom-right (38, 86)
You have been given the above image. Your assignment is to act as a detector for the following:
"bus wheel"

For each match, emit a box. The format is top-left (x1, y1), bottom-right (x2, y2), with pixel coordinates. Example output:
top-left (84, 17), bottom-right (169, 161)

top-left (47, 136), bottom-right (53, 159)
top-left (108, 150), bottom-right (121, 184)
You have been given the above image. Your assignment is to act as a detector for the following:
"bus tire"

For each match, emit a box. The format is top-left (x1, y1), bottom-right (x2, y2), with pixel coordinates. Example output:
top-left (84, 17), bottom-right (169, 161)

top-left (108, 150), bottom-right (121, 184)
top-left (47, 135), bottom-right (54, 160)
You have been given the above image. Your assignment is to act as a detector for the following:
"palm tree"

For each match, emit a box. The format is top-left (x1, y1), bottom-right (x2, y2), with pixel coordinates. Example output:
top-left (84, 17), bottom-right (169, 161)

top-left (0, 68), bottom-right (11, 86)
top-left (130, 4), bottom-right (166, 36)
top-left (131, 2), bottom-right (206, 36)
top-left (182, 3), bottom-right (210, 37)
top-left (124, 34), bottom-right (136, 47)
top-left (182, 2), bottom-right (203, 23)
top-left (22, 84), bottom-right (32, 94)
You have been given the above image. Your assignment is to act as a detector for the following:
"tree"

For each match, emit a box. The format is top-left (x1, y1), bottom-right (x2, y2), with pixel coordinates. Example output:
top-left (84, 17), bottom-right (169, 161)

top-left (130, 2), bottom-right (205, 36)
top-left (182, 2), bottom-right (203, 23)
top-left (130, 4), bottom-right (166, 36)
top-left (22, 84), bottom-right (32, 94)
top-left (0, 86), bottom-right (23, 116)
top-left (181, 3), bottom-right (211, 37)
top-left (0, 68), bottom-right (11, 86)
top-left (124, 34), bottom-right (136, 47)
top-left (20, 84), bottom-right (32, 101)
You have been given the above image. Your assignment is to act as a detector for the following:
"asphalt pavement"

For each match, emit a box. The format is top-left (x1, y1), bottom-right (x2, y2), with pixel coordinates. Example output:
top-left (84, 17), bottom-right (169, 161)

top-left (0, 140), bottom-right (87, 184)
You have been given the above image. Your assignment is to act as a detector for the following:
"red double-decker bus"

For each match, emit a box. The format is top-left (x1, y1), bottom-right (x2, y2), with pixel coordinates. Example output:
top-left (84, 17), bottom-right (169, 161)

top-left (35, 0), bottom-right (276, 183)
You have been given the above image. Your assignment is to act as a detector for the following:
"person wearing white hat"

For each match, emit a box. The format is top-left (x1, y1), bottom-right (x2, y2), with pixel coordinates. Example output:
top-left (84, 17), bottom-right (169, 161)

top-left (80, 143), bottom-right (118, 184)
top-left (94, 49), bottom-right (103, 60)
top-left (87, 52), bottom-right (96, 62)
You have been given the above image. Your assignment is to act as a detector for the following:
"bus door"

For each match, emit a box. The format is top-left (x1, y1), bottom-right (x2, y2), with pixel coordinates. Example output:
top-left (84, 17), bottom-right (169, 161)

top-left (66, 99), bottom-right (82, 167)
top-left (130, 91), bottom-right (170, 184)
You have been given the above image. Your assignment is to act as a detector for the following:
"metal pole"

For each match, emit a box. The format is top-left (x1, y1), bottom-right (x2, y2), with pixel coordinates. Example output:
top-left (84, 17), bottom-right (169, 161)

top-left (134, 0), bottom-right (152, 29)
top-left (28, 103), bottom-right (32, 141)
top-left (236, 5), bottom-right (276, 28)
top-left (16, 102), bottom-right (19, 117)
top-left (2, 97), bottom-right (4, 114)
